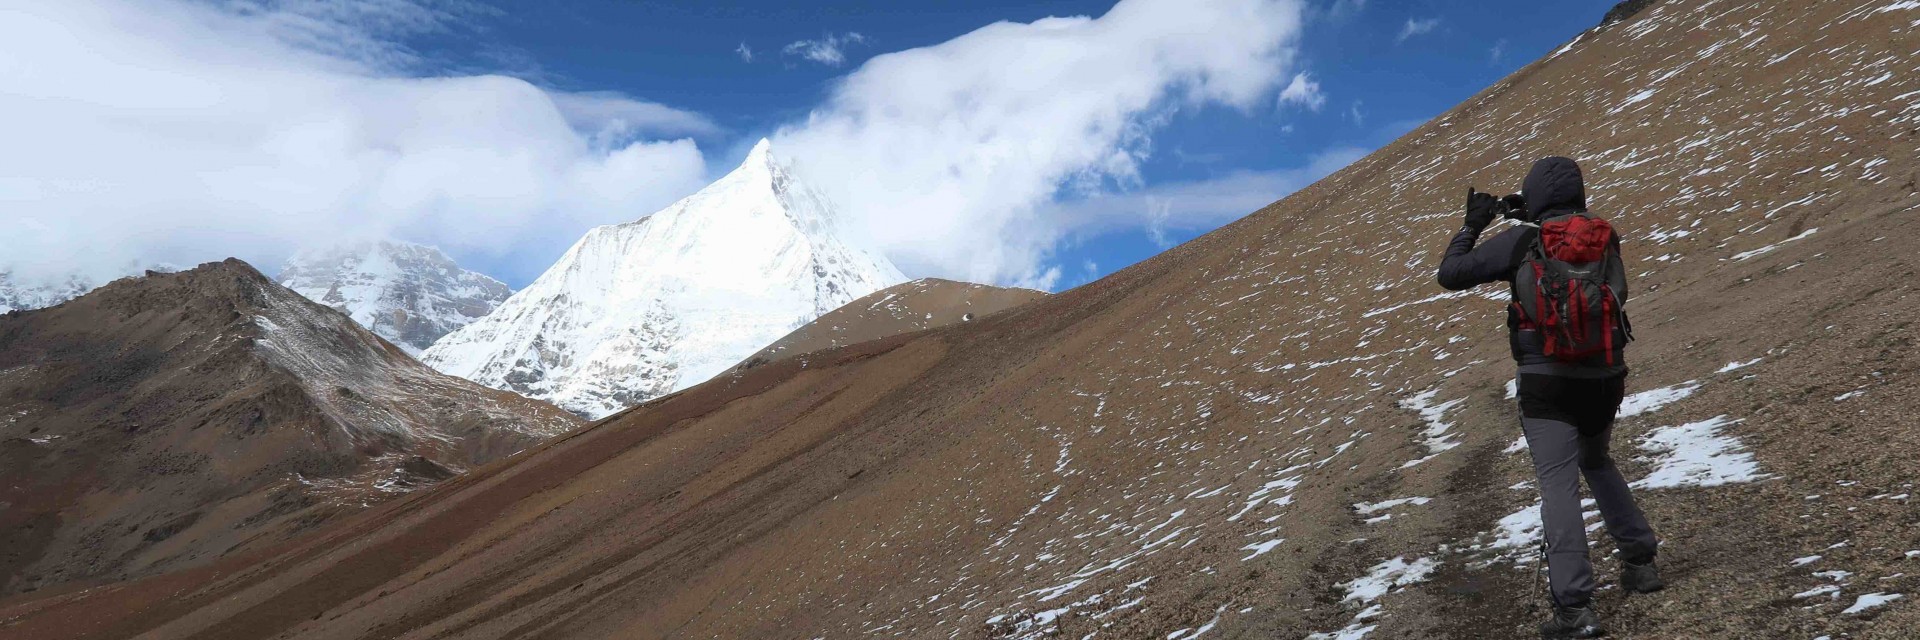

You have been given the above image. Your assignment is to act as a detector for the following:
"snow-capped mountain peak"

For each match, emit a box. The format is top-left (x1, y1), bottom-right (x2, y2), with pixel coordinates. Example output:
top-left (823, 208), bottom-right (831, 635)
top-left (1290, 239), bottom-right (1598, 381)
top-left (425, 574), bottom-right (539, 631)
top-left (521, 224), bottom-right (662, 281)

top-left (278, 240), bottom-right (511, 355)
top-left (422, 139), bottom-right (905, 418)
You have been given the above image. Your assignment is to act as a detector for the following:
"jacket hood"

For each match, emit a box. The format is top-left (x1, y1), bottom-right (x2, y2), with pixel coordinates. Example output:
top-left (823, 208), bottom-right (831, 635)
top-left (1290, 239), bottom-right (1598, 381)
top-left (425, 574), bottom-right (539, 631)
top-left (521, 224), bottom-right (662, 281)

top-left (1522, 156), bottom-right (1588, 220)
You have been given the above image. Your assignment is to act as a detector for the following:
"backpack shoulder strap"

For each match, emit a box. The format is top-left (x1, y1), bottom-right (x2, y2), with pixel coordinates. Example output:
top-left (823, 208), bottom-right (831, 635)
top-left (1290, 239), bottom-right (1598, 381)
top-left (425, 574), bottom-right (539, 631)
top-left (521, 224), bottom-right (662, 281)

top-left (1508, 224), bottom-right (1546, 292)
top-left (1516, 222), bottom-right (1545, 263)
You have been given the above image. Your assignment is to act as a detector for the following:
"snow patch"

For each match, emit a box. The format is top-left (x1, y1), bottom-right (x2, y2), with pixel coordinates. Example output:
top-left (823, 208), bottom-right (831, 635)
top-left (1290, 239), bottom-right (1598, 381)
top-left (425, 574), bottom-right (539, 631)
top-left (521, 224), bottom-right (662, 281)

top-left (1242, 538), bottom-right (1286, 560)
top-left (1633, 416), bottom-right (1764, 489)
top-left (1165, 606), bottom-right (1225, 639)
top-left (1487, 503), bottom-right (1545, 555)
top-left (1399, 389), bottom-right (1463, 468)
top-left (1609, 89), bottom-right (1657, 115)
top-left (1308, 557), bottom-right (1440, 640)
top-left (1731, 228), bottom-right (1818, 261)
top-left (1342, 557), bottom-right (1440, 604)
top-left (1619, 381), bottom-right (1701, 418)
top-left (1842, 592), bottom-right (1902, 615)
top-left (1793, 584), bottom-right (1841, 599)
top-left (1306, 624), bottom-right (1377, 640)
top-left (1354, 497), bottom-right (1432, 516)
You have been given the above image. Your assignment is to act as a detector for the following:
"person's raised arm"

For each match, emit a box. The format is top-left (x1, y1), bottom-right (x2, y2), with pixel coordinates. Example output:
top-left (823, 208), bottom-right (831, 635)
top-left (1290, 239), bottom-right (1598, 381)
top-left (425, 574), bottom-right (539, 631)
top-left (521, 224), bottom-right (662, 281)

top-left (1436, 189), bottom-right (1518, 291)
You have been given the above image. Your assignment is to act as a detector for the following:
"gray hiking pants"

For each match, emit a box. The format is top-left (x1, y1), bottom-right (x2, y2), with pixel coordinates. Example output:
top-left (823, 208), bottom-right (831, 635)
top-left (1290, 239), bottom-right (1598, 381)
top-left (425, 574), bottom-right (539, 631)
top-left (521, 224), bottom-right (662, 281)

top-left (1518, 374), bottom-right (1659, 608)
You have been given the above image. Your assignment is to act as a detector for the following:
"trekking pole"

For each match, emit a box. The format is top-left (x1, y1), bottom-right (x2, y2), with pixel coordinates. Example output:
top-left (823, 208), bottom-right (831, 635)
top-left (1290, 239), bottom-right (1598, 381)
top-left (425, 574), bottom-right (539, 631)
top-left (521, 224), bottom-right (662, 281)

top-left (1535, 539), bottom-right (1553, 610)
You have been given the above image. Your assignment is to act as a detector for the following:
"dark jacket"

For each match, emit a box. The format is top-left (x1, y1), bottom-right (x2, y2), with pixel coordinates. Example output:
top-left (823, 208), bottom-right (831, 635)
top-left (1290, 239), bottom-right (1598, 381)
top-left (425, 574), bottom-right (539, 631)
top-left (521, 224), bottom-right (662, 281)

top-left (1437, 157), bottom-right (1628, 377)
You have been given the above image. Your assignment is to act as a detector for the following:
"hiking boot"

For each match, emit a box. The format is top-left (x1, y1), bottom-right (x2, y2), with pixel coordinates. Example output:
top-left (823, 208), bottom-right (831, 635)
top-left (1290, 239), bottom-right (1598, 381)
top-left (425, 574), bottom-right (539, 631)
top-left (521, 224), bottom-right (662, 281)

top-left (1621, 560), bottom-right (1664, 594)
top-left (1539, 604), bottom-right (1606, 639)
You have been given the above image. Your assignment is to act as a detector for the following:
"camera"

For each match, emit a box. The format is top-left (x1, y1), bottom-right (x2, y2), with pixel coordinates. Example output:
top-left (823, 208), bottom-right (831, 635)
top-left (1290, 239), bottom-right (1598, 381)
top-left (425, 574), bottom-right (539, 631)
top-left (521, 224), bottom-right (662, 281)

top-left (1499, 193), bottom-right (1528, 221)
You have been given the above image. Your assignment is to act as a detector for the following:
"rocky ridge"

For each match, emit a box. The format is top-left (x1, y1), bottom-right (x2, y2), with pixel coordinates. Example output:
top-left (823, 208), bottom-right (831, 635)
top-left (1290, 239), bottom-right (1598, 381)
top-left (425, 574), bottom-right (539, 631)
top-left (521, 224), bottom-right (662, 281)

top-left (739, 278), bottom-right (1046, 368)
top-left (0, 260), bottom-right (578, 597)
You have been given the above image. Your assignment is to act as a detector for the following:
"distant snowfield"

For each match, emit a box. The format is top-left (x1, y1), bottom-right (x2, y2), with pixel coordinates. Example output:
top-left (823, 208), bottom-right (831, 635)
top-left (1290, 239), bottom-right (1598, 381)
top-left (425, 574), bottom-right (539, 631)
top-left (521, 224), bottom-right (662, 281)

top-left (0, 271), bottom-right (95, 314)
top-left (0, 262), bottom-right (181, 314)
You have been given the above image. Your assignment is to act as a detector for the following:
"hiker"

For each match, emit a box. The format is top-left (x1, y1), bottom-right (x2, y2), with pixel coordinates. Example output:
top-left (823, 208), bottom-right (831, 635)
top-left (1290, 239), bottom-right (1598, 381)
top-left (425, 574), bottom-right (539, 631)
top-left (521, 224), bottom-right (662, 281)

top-left (1435, 157), bottom-right (1662, 639)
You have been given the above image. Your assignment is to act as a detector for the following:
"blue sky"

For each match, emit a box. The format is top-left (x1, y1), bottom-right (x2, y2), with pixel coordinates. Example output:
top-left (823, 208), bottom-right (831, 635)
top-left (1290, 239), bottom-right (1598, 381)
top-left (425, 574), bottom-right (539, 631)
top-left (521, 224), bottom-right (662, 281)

top-left (2, 0), bottom-right (1622, 290)
top-left (430, 0), bottom-right (1621, 289)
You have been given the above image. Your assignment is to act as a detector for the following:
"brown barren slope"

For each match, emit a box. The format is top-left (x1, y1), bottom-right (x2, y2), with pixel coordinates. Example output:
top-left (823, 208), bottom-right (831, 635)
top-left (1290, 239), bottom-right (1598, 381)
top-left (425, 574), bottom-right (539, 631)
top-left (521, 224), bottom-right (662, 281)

top-left (0, 260), bottom-right (579, 599)
top-left (740, 278), bottom-right (1046, 367)
top-left (5, 1), bottom-right (1920, 638)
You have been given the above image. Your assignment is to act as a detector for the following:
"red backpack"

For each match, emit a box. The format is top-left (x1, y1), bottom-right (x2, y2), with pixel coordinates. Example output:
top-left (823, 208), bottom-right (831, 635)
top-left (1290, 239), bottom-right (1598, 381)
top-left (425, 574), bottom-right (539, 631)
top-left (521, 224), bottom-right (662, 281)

top-left (1513, 214), bottom-right (1633, 365)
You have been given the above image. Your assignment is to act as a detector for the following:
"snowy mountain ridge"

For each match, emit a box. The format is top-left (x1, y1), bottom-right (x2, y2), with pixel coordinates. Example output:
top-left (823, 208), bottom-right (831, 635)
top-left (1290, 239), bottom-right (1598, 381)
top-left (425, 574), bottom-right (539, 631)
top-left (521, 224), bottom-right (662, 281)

top-left (0, 263), bottom-right (181, 314)
top-left (277, 240), bottom-right (511, 355)
top-left (245, 264), bottom-right (575, 446)
top-left (422, 139), bottom-right (906, 418)
top-left (0, 271), bottom-right (93, 314)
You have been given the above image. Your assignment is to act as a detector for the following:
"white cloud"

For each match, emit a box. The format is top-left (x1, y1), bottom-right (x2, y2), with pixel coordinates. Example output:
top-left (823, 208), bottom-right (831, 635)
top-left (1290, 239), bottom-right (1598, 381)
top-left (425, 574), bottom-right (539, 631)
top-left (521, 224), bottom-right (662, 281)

top-left (0, 0), bottom-right (710, 285)
top-left (783, 32), bottom-right (867, 67)
top-left (736, 41), bottom-right (754, 63)
top-left (552, 89), bottom-right (721, 150)
top-left (1277, 72), bottom-right (1326, 111)
top-left (1490, 38), bottom-right (1509, 63)
top-left (1349, 99), bottom-right (1367, 125)
top-left (7, 0), bottom-right (1323, 293)
top-left (1328, 0), bottom-right (1367, 20)
top-left (1145, 199), bottom-right (1177, 248)
top-left (776, 0), bottom-right (1308, 285)
top-left (221, 0), bottom-right (498, 71)
top-left (1045, 146), bottom-right (1368, 242)
top-left (1396, 17), bottom-right (1440, 44)
top-left (549, 90), bottom-right (720, 147)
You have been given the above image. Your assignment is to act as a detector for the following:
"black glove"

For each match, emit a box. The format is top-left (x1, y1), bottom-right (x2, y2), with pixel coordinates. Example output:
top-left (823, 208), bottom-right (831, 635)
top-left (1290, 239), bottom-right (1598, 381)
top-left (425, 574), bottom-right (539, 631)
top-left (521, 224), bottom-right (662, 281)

top-left (1501, 194), bottom-right (1527, 221)
top-left (1464, 188), bottom-right (1500, 232)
